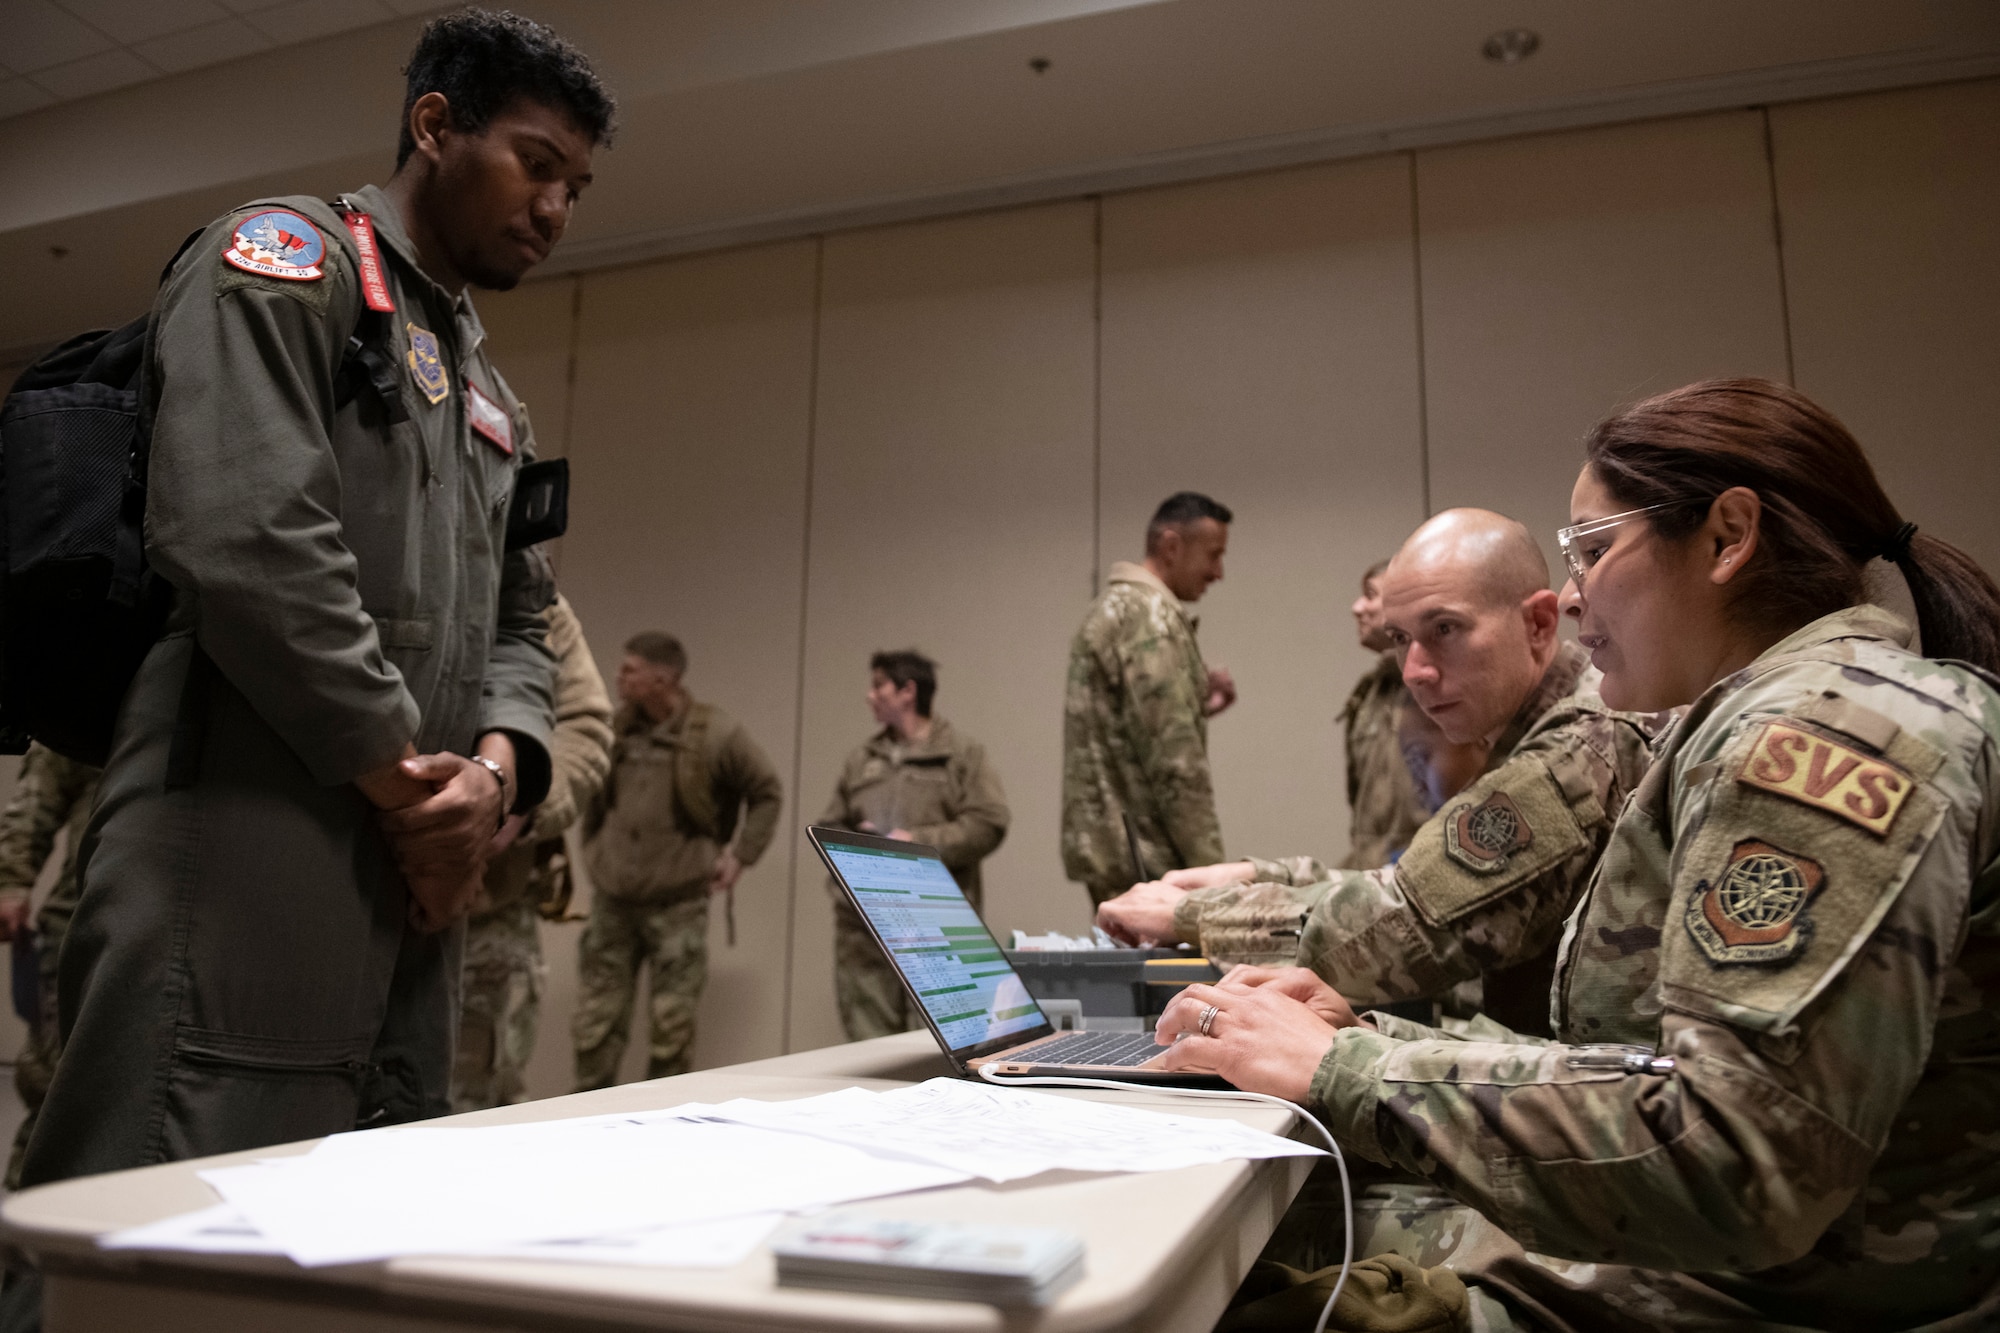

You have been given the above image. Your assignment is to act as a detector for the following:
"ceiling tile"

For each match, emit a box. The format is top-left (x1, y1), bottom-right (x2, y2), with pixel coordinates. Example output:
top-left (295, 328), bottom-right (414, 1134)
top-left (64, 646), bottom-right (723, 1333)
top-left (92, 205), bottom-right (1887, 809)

top-left (134, 15), bottom-right (273, 74)
top-left (0, 0), bottom-right (114, 74)
top-left (244, 0), bottom-right (391, 44)
top-left (378, 0), bottom-right (454, 15)
top-left (0, 77), bottom-right (58, 118)
top-left (216, 0), bottom-right (290, 11)
top-left (56, 0), bottom-right (230, 45)
top-left (27, 46), bottom-right (155, 100)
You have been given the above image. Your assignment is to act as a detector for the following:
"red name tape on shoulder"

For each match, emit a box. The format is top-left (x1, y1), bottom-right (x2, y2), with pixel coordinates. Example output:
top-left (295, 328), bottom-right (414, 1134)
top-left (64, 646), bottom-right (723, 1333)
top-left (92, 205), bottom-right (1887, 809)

top-left (338, 211), bottom-right (396, 313)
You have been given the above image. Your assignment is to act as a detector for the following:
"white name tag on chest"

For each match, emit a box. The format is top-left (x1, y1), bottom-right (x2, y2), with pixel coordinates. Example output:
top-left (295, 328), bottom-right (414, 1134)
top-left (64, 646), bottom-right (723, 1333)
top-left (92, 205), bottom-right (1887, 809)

top-left (465, 380), bottom-right (514, 455)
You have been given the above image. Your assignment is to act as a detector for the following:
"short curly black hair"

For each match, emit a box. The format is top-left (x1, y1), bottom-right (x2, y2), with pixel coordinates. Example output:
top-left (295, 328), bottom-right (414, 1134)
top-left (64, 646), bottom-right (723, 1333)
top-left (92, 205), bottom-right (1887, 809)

top-left (397, 8), bottom-right (616, 169)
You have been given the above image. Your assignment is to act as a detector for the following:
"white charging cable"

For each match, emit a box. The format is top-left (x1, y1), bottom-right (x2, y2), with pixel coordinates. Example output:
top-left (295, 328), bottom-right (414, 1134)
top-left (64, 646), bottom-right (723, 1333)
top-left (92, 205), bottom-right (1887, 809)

top-left (976, 1065), bottom-right (1353, 1333)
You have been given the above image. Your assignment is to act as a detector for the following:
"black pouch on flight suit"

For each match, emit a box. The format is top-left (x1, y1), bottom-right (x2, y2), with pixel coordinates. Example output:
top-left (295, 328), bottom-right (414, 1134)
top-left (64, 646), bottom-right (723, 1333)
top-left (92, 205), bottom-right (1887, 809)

top-left (505, 457), bottom-right (568, 551)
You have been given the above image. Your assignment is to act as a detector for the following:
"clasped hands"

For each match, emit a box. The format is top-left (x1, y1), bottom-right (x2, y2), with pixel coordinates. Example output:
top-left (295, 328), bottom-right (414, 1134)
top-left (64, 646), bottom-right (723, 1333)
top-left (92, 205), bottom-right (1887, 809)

top-left (357, 733), bottom-right (517, 933)
top-left (1150, 965), bottom-right (1374, 1103)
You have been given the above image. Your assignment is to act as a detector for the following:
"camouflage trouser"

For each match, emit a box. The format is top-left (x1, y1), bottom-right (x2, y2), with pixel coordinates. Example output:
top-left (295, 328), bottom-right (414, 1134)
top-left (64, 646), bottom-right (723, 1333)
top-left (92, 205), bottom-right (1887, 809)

top-left (1318, 1182), bottom-right (1815, 1332)
top-left (833, 881), bottom-right (983, 1043)
top-left (6, 935), bottom-right (63, 1191)
top-left (572, 892), bottom-right (708, 1089)
top-left (450, 897), bottom-right (545, 1113)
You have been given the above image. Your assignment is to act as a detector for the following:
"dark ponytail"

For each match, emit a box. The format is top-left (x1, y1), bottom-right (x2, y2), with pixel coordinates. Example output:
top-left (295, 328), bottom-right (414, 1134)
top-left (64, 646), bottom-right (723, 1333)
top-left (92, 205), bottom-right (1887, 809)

top-left (1584, 378), bottom-right (2000, 674)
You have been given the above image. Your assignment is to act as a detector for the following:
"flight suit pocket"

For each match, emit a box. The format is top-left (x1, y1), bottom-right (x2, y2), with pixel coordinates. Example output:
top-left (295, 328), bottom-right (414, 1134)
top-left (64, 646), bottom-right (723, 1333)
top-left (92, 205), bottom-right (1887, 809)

top-left (163, 1026), bottom-right (369, 1160)
top-left (370, 616), bottom-right (434, 651)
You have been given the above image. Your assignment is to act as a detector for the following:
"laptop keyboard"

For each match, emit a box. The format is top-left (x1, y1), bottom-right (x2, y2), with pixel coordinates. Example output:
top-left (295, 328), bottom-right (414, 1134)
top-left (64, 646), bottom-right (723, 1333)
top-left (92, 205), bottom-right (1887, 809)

top-left (1020, 1030), bottom-right (1163, 1068)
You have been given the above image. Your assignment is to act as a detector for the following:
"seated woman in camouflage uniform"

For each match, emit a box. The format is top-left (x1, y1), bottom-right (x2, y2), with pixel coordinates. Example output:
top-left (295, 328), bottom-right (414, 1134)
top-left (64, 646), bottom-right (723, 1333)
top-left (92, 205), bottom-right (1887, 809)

top-left (1159, 379), bottom-right (2000, 1331)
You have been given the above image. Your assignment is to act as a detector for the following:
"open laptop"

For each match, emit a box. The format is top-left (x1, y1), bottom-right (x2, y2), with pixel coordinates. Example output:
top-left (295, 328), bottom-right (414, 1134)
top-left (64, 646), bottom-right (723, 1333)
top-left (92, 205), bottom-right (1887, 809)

top-left (809, 825), bottom-right (1222, 1086)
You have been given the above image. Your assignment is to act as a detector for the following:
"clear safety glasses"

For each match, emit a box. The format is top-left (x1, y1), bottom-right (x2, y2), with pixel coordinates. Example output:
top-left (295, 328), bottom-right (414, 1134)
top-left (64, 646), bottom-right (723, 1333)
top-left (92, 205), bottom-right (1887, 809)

top-left (1556, 503), bottom-right (1677, 593)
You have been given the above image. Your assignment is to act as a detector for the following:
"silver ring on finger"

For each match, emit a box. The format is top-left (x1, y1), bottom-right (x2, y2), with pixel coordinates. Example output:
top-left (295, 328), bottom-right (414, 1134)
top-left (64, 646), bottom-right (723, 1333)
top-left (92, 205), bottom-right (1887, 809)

top-left (1197, 1003), bottom-right (1220, 1037)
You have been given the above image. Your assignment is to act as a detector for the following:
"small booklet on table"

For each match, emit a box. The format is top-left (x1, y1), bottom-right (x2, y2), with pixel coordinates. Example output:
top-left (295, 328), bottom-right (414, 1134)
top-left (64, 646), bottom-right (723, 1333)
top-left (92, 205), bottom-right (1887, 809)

top-left (771, 1214), bottom-right (1085, 1307)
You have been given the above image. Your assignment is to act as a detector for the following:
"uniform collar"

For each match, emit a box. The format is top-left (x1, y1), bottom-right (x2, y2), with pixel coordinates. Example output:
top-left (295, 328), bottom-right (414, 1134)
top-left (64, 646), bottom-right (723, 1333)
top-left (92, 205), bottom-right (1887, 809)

top-left (1756, 603), bottom-right (1915, 661)
top-left (617, 695), bottom-right (692, 739)
top-left (1108, 560), bottom-right (1198, 630)
top-left (342, 184), bottom-right (487, 357)
top-left (1491, 641), bottom-right (1591, 758)
top-left (868, 715), bottom-right (952, 760)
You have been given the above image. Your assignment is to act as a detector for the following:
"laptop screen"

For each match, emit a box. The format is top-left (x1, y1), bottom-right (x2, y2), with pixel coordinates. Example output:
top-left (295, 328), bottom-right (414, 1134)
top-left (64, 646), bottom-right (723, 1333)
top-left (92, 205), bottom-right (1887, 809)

top-left (816, 831), bottom-right (1049, 1056)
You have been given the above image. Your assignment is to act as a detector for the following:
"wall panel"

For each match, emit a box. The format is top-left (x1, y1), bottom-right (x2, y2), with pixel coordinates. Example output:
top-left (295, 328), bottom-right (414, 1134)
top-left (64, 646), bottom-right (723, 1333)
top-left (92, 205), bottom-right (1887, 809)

top-left (1418, 111), bottom-right (1791, 574)
top-left (1099, 158), bottom-right (1426, 869)
top-left (552, 241), bottom-right (818, 1087)
top-left (1773, 80), bottom-right (2000, 576)
top-left (790, 203), bottom-right (1098, 1054)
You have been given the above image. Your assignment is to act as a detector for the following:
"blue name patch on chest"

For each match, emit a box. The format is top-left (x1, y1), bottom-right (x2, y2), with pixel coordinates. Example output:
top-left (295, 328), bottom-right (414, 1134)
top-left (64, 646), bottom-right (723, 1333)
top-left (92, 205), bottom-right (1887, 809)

top-left (406, 324), bottom-right (449, 405)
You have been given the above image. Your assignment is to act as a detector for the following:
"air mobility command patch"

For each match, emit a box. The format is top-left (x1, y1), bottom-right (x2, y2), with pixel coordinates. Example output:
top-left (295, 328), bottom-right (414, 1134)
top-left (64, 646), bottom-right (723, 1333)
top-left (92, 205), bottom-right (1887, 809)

top-left (405, 324), bottom-right (449, 405)
top-left (222, 209), bottom-right (326, 282)
top-left (1736, 720), bottom-right (1912, 837)
top-left (1686, 838), bottom-right (1826, 966)
top-left (1445, 791), bottom-right (1534, 874)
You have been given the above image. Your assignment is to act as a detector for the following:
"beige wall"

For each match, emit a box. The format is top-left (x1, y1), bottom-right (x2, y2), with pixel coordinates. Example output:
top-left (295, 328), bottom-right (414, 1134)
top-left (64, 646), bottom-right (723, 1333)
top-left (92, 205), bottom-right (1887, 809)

top-left (11, 81), bottom-right (1989, 1096)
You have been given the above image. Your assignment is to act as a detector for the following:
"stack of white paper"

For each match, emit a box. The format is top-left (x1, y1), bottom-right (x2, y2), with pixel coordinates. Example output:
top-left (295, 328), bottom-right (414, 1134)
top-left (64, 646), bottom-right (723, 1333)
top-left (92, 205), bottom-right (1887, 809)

top-left (101, 1078), bottom-right (1320, 1269)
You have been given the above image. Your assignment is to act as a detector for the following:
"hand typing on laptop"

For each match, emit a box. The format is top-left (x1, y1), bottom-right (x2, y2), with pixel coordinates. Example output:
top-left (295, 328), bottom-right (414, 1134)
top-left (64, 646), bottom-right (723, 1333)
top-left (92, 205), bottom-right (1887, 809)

top-left (1152, 969), bottom-right (1371, 1103)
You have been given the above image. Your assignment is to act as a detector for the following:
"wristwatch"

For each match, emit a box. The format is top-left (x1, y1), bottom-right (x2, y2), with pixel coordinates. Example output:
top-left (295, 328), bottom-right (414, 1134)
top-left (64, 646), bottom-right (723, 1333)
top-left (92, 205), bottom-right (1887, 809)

top-left (469, 754), bottom-right (512, 827)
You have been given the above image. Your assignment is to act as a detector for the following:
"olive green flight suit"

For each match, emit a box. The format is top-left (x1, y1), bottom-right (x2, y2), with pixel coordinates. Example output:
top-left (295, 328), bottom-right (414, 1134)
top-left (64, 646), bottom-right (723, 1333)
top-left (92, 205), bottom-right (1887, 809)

top-left (17, 186), bottom-right (555, 1196)
top-left (818, 716), bottom-right (1011, 1039)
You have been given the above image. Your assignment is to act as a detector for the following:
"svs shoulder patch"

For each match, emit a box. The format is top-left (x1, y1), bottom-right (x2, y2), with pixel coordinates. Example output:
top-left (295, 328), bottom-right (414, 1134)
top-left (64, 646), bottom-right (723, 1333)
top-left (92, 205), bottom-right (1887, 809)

top-left (1445, 791), bottom-right (1534, 874)
top-left (222, 209), bottom-right (326, 282)
top-left (1685, 838), bottom-right (1826, 966)
top-left (1736, 720), bottom-right (1913, 838)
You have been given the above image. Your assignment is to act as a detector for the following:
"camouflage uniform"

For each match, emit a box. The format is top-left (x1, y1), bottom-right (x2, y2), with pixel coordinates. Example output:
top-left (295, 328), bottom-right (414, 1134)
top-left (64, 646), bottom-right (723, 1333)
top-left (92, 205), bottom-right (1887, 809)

top-left (818, 716), bottom-right (1011, 1040)
top-left (1307, 605), bottom-right (2000, 1330)
top-left (1175, 643), bottom-right (1659, 1037)
top-left (574, 696), bottom-right (782, 1086)
top-left (0, 745), bottom-right (99, 1190)
top-left (451, 593), bottom-right (612, 1112)
top-left (1062, 561), bottom-right (1224, 904)
top-left (1341, 653), bottom-right (1430, 869)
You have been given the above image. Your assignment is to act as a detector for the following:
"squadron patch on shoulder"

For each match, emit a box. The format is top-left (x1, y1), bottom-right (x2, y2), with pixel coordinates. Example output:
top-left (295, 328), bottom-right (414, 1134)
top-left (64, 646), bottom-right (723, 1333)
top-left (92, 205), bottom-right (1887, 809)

top-left (1444, 791), bottom-right (1534, 874)
top-left (1736, 720), bottom-right (1913, 838)
top-left (222, 209), bottom-right (326, 282)
top-left (405, 323), bottom-right (449, 405)
top-left (1686, 838), bottom-right (1826, 966)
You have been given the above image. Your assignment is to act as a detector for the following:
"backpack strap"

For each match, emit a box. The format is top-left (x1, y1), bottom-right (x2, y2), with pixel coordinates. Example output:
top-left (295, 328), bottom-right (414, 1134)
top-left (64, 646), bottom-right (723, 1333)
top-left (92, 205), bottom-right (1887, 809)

top-left (326, 200), bottom-right (408, 427)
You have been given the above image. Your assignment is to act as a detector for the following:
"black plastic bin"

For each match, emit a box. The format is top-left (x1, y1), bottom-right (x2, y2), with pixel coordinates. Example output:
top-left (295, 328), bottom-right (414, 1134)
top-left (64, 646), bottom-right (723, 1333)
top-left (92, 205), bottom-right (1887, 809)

top-left (1004, 949), bottom-right (1220, 1018)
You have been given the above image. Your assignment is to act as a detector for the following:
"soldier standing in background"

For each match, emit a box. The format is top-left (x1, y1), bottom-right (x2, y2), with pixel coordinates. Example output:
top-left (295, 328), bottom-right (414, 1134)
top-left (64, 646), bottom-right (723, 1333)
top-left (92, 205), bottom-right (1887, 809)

top-left (0, 745), bottom-right (100, 1188)
top-left (1062, 491), bottom-right (1237, 906)
top-left (452, 592), bottom-right (612, 1111)
top-left (573, 632), bottom-right (783, 1086)
top-left (1339, 559), bottom-right (1432, 868)
top-left (819, 651), bottom-right (1010, 1041)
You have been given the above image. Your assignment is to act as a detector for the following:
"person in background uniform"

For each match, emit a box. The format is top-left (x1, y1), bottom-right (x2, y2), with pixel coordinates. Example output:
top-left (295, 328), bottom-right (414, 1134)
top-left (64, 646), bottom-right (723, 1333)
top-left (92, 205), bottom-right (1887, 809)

top-left (1395, 695), bottom-right (1491, 821)
top-left (1157, 379), bottom-right (2000, 1332)
top-left (1062, 491), bottom-right (1237, 906)
top-left (819, 650), bottom-right (1011, 1040)
top-left (7, 19), bottom-right (609, 1296)
top-left (0, 745), bottom-right (100, 1189)
top-left (574, 632), bottom-right (783, 1086)
top-left (452, 592), bottom-right (612, 1111)
top-left (1339, 559), bottom-right (1431, 868)
top-left (1098, 510), bottom-right (1660, 1038)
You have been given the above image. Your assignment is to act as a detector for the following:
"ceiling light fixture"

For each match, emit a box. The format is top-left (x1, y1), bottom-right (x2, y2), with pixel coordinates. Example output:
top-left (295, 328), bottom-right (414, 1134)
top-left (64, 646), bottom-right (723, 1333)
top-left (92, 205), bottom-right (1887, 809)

top-left (1482, 29), bottom-right (1540, 64)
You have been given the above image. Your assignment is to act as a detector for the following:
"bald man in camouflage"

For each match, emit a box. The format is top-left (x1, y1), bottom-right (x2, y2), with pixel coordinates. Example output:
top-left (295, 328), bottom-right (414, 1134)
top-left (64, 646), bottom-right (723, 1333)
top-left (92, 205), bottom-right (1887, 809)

top-left (1099, 509), bottom-right (1662, 1037)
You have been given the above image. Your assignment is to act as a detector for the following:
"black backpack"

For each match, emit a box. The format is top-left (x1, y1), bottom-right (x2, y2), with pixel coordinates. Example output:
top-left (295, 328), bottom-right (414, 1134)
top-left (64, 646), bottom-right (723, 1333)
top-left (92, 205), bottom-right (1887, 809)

top-left (0, 205), bottom-right (569, 768)
top-left (0, 214), bottom-right (412, 766)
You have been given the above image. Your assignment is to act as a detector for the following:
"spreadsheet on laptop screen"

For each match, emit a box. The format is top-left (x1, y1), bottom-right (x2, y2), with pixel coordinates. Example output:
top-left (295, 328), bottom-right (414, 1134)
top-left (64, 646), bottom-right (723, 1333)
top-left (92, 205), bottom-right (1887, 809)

top-left (823, 842), bottom-right (1046, 1050)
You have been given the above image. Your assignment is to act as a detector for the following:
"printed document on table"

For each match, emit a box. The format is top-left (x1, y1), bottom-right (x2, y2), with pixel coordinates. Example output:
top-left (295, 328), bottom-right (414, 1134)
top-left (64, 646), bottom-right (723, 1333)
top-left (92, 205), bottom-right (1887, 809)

top-left (102, 1204), bottom-right (782, 1268)
top-left (192, 1117), bottom-right (967, 1266)
top-left (666, 1078), bottom-right (1324, 1182)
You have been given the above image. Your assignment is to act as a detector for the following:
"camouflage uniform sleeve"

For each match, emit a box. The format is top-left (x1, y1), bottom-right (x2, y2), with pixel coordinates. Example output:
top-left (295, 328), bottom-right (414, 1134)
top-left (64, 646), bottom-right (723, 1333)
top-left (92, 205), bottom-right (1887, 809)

top-left (1307, 700), bottom-right (1995, 1274)
top-left (1298, 722), bottom-right (1628, 1003)
top-left (1119, 609), bottom-right (1224, 868)
top-left (718, 721), bottom-right (785, 867)
top-left (525, 595), bottom-right (614, 843)
top-left (1248, 855), bottom-right (1329, 885)
top-left (906, 740), bottom-right (1010, 872)
top-left (0, 747), bottom-right (84, 899)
